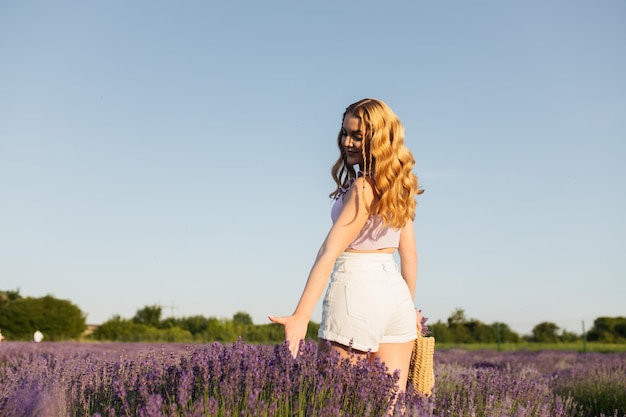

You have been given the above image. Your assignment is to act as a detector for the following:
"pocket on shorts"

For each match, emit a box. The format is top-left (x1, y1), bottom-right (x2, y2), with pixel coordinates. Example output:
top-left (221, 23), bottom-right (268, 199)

top-left (345, 285), bottom-right (379, 322)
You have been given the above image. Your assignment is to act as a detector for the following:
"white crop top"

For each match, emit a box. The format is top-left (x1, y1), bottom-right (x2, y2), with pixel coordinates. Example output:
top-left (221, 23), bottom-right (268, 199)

top-left (330, 178), bottom-right (401, 250)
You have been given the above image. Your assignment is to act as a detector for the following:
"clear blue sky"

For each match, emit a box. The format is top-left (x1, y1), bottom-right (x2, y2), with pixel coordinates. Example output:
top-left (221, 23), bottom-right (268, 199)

top-left (1, 1), bottom-right (624, 336)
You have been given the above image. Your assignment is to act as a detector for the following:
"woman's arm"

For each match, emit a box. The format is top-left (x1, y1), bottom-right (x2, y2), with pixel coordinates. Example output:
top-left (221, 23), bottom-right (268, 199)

top-left (398, 219), bottom-right (423, 333)
top-left (269, 177), bottom-right (374, 357)
top-left (398, 218), bottom-right (417, 299)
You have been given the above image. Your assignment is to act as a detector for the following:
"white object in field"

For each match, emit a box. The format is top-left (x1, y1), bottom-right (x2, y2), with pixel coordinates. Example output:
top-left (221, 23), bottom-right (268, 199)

top-left (33, 330), bottom-right (44, 343)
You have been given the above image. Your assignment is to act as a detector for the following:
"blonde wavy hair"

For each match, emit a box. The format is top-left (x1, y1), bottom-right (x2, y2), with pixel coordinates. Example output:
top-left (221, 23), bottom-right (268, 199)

top-left (330, 98), bottom-right (423, 229)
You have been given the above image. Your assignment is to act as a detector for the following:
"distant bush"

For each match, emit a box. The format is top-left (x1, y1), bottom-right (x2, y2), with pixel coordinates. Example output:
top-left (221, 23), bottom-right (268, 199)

top-left (431, 308), bottom-right (521, 344)
top-left (91, 316), bottom-right (193, 342)
top-left (90, 307), bottom-right (319, 344)
top-left (587, 317), bottom-right (626, 343)
top-left (0, 290), bottom-right (86, 341)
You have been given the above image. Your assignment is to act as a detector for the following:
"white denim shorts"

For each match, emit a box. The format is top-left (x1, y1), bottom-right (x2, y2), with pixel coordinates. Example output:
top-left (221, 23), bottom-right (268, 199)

top-left (318, 252), bottom-right (417, 352)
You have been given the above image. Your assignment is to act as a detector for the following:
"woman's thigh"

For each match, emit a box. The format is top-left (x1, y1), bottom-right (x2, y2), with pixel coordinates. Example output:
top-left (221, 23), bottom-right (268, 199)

top-left (372, 340), bottom-right (414, 391)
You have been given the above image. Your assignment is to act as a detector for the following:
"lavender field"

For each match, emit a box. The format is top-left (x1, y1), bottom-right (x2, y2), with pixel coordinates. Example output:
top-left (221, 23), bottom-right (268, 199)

top-left (1, 340), bottom-right (624, 417)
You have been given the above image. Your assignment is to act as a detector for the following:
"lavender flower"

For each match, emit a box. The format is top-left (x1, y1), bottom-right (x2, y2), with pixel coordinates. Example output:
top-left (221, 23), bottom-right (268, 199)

top-left (420, 313), bottom-right (432, 337)
top-left (1, 340), bottom-right (625, 416)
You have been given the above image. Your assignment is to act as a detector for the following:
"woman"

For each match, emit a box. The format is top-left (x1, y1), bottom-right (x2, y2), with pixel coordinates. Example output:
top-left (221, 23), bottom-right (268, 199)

top-left (269, 98), bottom-right (424, 391)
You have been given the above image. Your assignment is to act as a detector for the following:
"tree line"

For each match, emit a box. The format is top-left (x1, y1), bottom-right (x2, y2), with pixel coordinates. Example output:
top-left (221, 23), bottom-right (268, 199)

top-left (91, 306), bottom-right (320, 343)
top-left (430, 308), bottom-right (580, 344)
top-left (1, 290), bottom-right (624, 344)
top-left (0, 289), bottom-right (86, 341)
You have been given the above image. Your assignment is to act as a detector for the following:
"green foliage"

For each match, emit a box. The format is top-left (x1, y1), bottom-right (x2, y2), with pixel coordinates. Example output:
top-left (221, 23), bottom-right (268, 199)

top-left (0, 290), bottom-right (86, 341)
top-left (3, 289), bottom-right (623, 346)
top-left (560, 329), bottom-right (580, 343)
top-left (432, 309), bottom-right (522, 344)
top-left (132, 305), bottom-right (163, 327)
top-left (0, 289), bottom-right (21, 304)
top-left (432, 312), bottom-right (589, 345)
top-left (92, 315), bottom-right (195, 342)
top-left (587, 316), bottom-right (626, 343)
top-left (492, 322), bottom-right (521, 343)
top-left (446, 308), bottom-right (473, 343)
top-left (531, 321), bottom-right (560, 343)
top-left (90, 307), bottom-right (318, 344)
top-left (92, 315), bottom-right (147, 341)
top-left (430, 321), bottom-right (453, 341)
top-left (233, 311), bottom-right (253, 325)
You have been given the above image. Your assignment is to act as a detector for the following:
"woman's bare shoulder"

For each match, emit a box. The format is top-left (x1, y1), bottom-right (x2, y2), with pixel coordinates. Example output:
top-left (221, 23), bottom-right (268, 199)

top-left (345, 176), bottom-right (377, 207)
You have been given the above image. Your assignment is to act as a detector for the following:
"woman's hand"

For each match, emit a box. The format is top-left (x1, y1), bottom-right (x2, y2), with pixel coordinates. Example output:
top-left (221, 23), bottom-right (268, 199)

top-left (415, 308), bottom-right (424, 336)
top-left (268, 315), bottom-right (309, 358)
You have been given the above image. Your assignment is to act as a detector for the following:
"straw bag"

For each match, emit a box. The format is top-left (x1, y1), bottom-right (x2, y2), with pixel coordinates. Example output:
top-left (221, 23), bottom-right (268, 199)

top-left (407, 334), bottom-right (435, 396)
